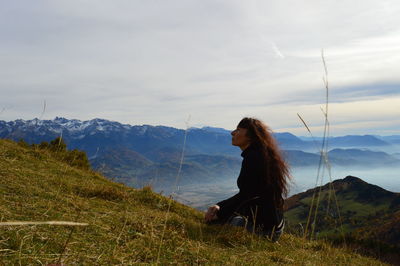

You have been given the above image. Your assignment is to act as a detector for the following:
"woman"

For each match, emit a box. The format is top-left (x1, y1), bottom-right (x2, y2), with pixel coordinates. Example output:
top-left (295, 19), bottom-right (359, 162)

top-left (204, 117), bottom-right (290, 241)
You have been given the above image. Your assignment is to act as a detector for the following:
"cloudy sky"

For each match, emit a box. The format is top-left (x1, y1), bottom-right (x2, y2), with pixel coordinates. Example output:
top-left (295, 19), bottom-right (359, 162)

top-left (1, 0), bottom-right (400, 135)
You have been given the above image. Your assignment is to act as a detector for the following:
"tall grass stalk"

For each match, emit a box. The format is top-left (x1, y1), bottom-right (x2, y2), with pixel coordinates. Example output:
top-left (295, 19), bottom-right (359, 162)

top-left (57, 209), bottom-right (83, 264)
top-left (156, 115), bottom-right (191, 263)
top-left (39, 100), bottom-right (46, 120)
top-left (112, 207), bottom-right (128, 256)
top-left (298, 50), bottom-right (345, 243)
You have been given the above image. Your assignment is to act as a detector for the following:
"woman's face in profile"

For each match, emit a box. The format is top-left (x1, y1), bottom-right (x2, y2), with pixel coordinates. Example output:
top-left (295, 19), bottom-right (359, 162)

top-left (231, 127), bottom-right (251, 148)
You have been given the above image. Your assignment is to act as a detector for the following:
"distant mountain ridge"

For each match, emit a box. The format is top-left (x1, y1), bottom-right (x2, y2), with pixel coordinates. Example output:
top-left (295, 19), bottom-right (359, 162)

top-left (0, 117), bottom-right (236, 158)
top-left (329, 135), bottom-right (389, 147)
top-left (1, 117), bottom-right (399, 188)
top-left (1, 117), bottom-right (397, 153)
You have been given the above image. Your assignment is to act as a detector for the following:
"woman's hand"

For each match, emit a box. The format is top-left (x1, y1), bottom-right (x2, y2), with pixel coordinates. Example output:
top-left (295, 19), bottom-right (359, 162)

top-left (204, 205), bottom-right (220, 222)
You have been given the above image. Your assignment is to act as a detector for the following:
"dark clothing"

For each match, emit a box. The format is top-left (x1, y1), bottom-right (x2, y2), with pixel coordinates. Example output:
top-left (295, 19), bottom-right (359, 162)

top-left (216, 143), bottom-right (283, 232)
top-left (229, 215), bottom-right (284, 242)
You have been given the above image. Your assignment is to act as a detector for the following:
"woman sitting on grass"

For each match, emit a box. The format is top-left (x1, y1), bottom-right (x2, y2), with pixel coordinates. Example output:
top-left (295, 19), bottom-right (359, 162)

top-left (204, 117), bottom-right (291, 241)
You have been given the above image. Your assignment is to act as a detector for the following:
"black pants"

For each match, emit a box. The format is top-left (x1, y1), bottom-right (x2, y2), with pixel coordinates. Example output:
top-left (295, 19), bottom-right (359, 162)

top-left (228, 216), bottom-right (284, 242)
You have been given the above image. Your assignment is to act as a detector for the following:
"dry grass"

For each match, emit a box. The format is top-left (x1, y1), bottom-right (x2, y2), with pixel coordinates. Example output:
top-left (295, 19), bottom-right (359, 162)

top-left (0, 139), bottom-right (386, 265)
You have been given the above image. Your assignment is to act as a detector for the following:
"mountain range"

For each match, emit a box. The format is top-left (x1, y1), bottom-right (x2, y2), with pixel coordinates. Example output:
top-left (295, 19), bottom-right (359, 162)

top-left (1, 117), bottom-right (399, 189)
top-left (1, 117), bottom-right (397, 155)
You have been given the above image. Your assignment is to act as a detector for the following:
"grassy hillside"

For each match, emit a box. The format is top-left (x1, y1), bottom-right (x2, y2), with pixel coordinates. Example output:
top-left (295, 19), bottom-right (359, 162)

top-left (0, 139), bottom-right (385, 265)
top-left (285, 176), bottom-right (400, 260)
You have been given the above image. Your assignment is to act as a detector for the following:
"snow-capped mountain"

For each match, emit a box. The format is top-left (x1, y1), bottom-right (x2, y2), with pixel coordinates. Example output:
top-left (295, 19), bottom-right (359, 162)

top-left (1, 117), bottom-right (398, 166)
top-left (0, 117), bottom-right (244, 189)
top-left (0, 117), bottom-right (133, 137)
top-left (1, 117), bottom-right (399, 190)
top-left (0, 117), bottom-right (235, 159)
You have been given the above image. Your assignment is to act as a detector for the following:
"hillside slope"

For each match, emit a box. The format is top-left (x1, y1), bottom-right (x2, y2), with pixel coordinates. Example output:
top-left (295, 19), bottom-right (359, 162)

top-left (285, 176), bottom-right (400, 249)
top-left (0, 139), bottom-right (384, 265)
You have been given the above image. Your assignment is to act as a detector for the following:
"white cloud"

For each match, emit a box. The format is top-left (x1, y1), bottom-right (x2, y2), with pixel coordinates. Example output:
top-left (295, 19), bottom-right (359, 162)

top-left (1, 0), bottom-right (400, 135)
top-left (270, 42), bottom-right (285, 59)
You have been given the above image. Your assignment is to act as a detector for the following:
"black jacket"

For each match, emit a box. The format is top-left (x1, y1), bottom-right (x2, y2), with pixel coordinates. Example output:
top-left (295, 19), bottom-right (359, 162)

top-left (216, 143), bottom-right (283, 230)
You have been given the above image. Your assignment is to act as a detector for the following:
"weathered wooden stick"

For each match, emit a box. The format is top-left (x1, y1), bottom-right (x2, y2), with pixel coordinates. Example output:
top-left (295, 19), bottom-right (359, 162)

top-left (0, 221), bottom-right (88, 226)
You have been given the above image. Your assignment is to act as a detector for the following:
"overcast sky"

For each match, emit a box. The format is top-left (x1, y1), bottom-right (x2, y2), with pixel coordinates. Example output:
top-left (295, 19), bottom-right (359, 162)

top-left (1, 0), bottom-right (400, 136)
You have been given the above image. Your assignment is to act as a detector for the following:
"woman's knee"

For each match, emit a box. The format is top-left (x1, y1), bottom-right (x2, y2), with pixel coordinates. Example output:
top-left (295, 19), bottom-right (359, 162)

top-left (229, 216), bottom-right (247, 227)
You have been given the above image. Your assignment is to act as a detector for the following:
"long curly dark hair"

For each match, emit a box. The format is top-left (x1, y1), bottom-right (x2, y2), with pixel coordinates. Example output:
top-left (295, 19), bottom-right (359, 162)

top-left (237, 117), bottom-right (291, 204)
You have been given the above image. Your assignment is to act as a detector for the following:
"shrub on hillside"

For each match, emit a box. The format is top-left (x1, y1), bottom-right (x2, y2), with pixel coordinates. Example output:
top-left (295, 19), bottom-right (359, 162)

top-left (63, 149), bottom-right (91, 170)
top-left (49, 137), bottom-right (67, 152)
top-left (19, 137), bottom-right (91, 170)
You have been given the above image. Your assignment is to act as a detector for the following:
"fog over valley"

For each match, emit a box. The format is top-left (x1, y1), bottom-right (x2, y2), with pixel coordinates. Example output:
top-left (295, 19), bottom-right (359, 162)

top-left (2, 117), bottom-right (398, 210)
top-left (172, 165), bottom-right (400, 210)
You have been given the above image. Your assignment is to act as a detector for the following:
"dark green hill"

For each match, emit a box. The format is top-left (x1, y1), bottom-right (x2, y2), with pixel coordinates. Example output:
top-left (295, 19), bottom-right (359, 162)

top-left (0, 139), bottom-right (384, 265)
top-left (285, 176), bottom-right (400, 250)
